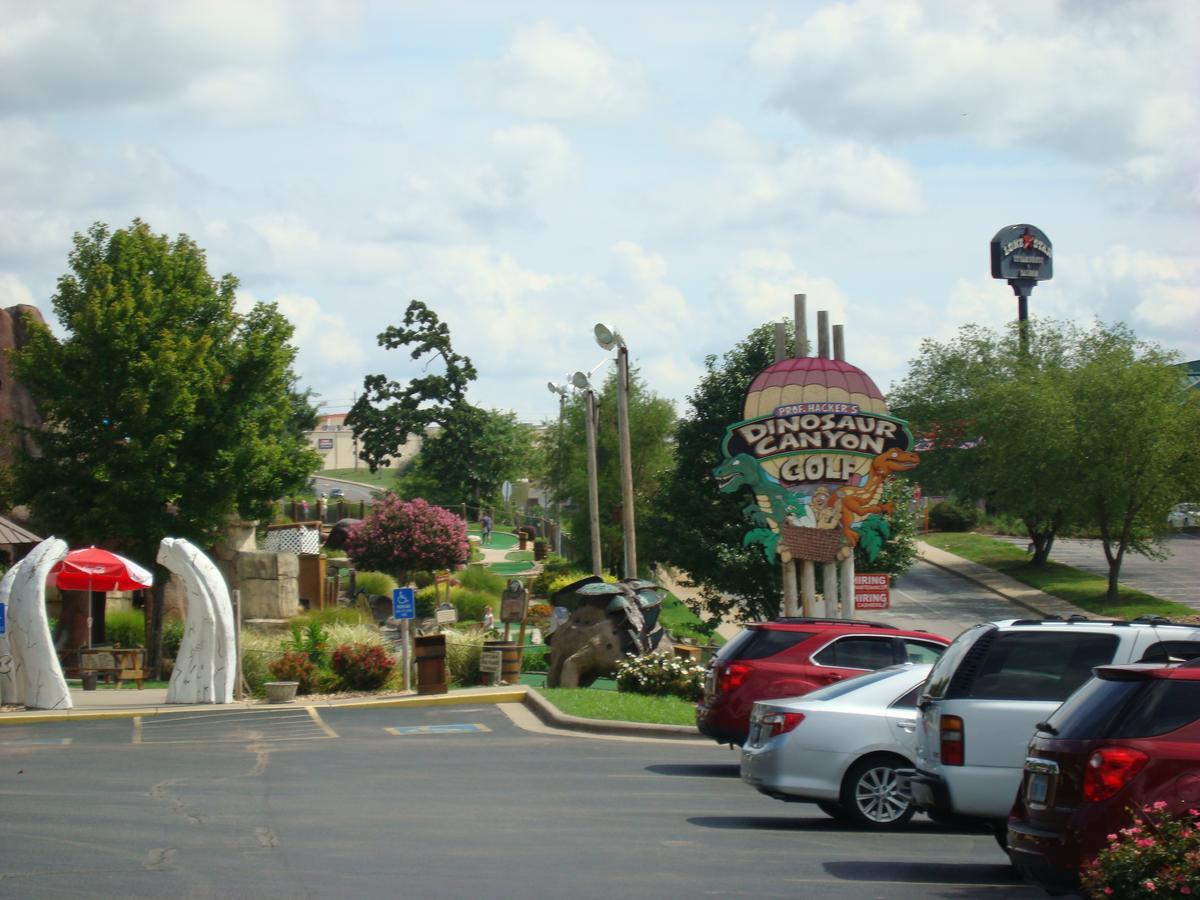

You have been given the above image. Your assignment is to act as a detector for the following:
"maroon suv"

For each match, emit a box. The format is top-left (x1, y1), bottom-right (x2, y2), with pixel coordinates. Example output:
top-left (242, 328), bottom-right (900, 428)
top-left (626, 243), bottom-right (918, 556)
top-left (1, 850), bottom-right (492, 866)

top-left (1007, 660), bottom-right (1200, 894)
top-left (696, 617), bottom-right (950, 746)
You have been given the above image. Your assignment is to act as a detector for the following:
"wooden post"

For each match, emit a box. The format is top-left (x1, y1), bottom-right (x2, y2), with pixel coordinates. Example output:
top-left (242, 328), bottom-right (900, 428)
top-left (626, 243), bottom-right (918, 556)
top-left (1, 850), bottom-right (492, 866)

top-left (822, 561), bottom-right (838, 617)
top-left (233, 589), bottom-right (243, 701)
top-left (840, 556), bottom-right (855, 619)
top-left (795, 294), bottom-right (807, 357)
top-left (801, 560), bottom-right (816, 617)
top-left (774, 321), bottom-right (787, 363)
top-left (782, 559), bottom-right (798, 617)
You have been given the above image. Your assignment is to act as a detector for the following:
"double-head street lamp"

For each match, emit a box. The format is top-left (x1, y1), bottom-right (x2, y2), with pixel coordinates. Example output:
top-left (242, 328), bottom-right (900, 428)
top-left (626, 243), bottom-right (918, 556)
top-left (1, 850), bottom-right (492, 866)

top-left (594, 323), bottom-right (637, 579)
top-left (569, 369), bottom-right (604, 576)
top-left (546, 379), bottom-right (570, 557)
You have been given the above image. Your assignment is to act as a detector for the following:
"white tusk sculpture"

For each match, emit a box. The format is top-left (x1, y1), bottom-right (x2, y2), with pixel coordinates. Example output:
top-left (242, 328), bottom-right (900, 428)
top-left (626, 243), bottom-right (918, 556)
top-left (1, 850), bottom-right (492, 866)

top-left (4, 538), bottom-right (72, 710)
top-left (0, 564), bottom-right (20, 705)
top-left (160, 538), bottom-right (236, 704)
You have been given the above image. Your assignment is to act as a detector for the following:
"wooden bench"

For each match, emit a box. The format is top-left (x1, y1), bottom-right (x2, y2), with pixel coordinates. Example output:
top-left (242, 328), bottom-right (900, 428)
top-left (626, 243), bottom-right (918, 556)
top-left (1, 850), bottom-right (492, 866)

top-left (79, 648), bottom-right (146, 689)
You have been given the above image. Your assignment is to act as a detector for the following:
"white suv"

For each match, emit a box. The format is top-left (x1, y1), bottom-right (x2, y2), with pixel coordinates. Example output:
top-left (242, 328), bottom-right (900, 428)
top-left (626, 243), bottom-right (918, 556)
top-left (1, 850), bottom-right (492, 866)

top-left (908, 617), bottom-right (1200, 829)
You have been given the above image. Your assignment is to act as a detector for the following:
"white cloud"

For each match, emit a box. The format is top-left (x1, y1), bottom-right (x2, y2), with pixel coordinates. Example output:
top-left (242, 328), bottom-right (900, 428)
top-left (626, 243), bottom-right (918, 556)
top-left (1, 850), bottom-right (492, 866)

top-left (0, 273), bottom-right (35, 307)
top-left (673, 119), bottom-right (924, 228)
top-left (0, 0), bottom-right (355, 121)
top-left (271, 292), bottom-right (364, 365)
top-left (482, 22), bottom-right (646, 120)
top-left (748, 0), bottom-right (1200, 206)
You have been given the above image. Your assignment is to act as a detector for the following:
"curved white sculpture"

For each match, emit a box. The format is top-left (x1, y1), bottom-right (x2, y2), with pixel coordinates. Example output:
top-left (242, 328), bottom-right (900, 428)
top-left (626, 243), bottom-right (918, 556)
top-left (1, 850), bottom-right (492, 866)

top-left (160, 538), bottom-right (236, 704)
top-left (6, 538), bottom-right (72, 710)
top-left (0, 565), bottom-right (20, 705)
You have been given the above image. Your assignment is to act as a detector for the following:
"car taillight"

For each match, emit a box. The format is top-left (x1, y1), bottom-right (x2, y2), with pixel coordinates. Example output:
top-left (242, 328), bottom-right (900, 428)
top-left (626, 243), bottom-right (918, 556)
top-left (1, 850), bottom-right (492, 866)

top-left (718, 662), bottom-right (751, 693)
top-left (759, 712), bottom-right (805, 739)
top-left (1083, 747), bottom-right (1148, 802)
top-left (940, 715), bottom-right (964, 766)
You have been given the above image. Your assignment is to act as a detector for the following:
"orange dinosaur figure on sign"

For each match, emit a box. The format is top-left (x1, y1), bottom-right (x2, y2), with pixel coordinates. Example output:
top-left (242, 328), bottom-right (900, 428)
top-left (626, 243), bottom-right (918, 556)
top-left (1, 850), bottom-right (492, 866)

top-left (836, 448), bottom-right (920, 547)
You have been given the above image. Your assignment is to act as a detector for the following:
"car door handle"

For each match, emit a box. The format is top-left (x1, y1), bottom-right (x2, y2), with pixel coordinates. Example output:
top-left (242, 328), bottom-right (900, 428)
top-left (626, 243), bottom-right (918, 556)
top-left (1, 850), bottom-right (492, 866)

top-left (827, 674), bottom-right (843, 682)
top-left (897, 723), bottom-right (916, 732)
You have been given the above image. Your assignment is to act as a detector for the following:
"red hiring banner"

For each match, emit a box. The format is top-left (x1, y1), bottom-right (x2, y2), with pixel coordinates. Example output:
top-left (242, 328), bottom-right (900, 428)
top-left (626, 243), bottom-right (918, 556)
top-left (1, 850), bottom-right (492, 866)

top-left (854, 573), bottom-right (890, 610)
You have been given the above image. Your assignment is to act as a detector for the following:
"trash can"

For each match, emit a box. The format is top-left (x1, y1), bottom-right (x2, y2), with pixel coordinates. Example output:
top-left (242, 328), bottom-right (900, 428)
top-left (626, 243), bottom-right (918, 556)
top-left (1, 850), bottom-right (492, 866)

top-left (81, 672), bottom-right (99, 691)
top-left (483, 639), bottom-right (522, 685)
top-left (414, 634), bottom-right (448, 695)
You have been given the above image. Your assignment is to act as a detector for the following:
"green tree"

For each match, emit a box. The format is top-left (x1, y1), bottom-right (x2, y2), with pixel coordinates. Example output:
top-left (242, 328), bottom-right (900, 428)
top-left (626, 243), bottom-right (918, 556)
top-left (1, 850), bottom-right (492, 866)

top-left (396, 404), bottom-right (534, 509)
top-left (12, 220), bottom-right (320, 663)
top-left (644, 324), bottom-right (787, 624)
top-left (1067, 324), bottom-right (1200, 600)
top-left (535, 368), bottom-right (675, 576)
top-left (345, 300), bottom-right (477, 471)
top-left (890, 322), bottom-right (1078, 565)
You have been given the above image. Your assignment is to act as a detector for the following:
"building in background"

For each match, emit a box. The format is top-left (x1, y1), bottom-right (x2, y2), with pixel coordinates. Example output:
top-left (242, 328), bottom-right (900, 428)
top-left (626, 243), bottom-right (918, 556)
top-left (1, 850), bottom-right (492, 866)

top-left (305, 411), bottom-right (423, 472)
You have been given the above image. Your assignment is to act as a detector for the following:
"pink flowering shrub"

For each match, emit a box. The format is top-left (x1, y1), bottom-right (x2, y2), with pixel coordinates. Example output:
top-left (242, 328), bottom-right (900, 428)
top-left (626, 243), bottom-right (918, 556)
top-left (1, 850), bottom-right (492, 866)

top-left (344, 494), bottom-right (468, 581)
top-left (1080, 802), bottom-right (1200, 899)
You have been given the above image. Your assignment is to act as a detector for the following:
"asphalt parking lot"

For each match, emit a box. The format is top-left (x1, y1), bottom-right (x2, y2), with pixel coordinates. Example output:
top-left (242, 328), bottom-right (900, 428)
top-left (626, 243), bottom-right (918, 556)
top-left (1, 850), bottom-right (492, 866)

top-left (0, 703), bottom-right (1040, 899)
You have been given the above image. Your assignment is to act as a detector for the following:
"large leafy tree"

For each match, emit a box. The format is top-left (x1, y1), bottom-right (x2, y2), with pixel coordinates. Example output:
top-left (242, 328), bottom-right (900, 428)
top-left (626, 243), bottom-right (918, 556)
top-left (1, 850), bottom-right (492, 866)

top-left (396, 404), bottom-right (534, 509)
top-left (1067, 325), bottom-right (1200, 600)
top-left (891, 322), bottom-right (1079, 565)
top-left (891, 319), bottom-right (1200, 599)
top-left (535, 368), bottom-right (675, 576)
top-left (345, 300), bottom-right (477, 471)
top-left (12, 220), bottom-right (320, 661)
top-left (644, 323), bottom-right (787, 624)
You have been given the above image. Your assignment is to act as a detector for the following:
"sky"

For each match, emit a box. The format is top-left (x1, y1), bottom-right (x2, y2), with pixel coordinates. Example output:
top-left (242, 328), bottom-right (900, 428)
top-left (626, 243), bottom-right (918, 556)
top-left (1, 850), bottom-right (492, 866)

top-left (2, 0), bottom-right (1197, 426)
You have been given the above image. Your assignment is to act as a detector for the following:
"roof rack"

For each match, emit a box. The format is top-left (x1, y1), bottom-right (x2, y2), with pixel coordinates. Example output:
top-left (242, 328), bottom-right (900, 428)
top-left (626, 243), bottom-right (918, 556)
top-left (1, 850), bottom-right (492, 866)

top-left (770, 617), bottom-right (896, 630)
top-left (1008, 615), bottom-right (1194, 629)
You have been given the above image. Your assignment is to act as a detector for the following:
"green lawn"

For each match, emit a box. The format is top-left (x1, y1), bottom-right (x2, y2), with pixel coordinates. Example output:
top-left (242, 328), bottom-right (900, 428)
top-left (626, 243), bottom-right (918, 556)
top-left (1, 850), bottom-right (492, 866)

top-left (70, 679), bottom-right (170, 690)
top-left (923, 532), bottom-right (1197, 621)
top-left (537, 687), bottom-right (697, 725)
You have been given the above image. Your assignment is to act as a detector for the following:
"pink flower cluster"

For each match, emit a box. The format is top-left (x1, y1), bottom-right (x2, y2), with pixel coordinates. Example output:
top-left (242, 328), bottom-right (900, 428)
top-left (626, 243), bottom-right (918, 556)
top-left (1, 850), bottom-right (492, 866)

top-left (344, 493), bottom-right (469, 577)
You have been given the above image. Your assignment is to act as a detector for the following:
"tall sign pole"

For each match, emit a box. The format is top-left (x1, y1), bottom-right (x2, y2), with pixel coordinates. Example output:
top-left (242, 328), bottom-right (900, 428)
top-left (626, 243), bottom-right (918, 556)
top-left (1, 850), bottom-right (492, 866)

top-left (990, 224), bottom-right (1053, 353)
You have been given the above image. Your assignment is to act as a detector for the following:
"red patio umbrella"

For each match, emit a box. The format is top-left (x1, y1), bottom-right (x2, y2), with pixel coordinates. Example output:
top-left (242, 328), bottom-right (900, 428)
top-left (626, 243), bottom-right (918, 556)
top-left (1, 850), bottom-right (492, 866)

top-left (50, 547), bottom-right (154, 648)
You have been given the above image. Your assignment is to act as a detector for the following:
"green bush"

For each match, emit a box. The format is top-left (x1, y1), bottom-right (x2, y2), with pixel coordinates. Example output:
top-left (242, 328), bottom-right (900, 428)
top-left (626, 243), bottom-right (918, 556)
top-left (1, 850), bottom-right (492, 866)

top-left (616, 652), bottom-right (706, 701)
top-left (443, 629), bottom-right (485, 686)
top-left (105, 610), bottom-right (145, 647)
top-left (522, 645), bottom-right (548, 673)
top-left (354, 571), bottom-right (398, 597)
top-left (268, 651), bottom-right (322, 694)
top-left (412, 570), bottom-right (434, 589)
top-left (459, 565), bottom-right (505, 595)
top-left (529, 554), bottom-right (577, 596)
top-left (282, 621), bottom-right (330, 668)
top-left (294, 607), bottom-right (371, 629)
top-left (414, 585), bottom-right (495, 622)
top-left (929, 500), bottom-right (980, 532)
top-left (162, 617), bottom-right (185, 659)
top-left (331, 643), bottom-right (396, 691)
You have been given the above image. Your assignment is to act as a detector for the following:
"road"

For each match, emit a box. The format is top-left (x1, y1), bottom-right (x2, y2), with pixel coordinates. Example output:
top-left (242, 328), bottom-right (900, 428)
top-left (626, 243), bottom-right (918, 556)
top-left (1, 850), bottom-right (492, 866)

top-left (310, 475), bottom-right (377, 504)
top-left (993, 532), bottom-right (1200, 612)
top-left (0, 704), bottom-right (1037, 899)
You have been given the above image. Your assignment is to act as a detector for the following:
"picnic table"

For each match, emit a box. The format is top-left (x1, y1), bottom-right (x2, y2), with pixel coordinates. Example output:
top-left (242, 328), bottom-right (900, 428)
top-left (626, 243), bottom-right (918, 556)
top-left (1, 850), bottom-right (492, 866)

top-left (79, 647), bottom-right (147, 689)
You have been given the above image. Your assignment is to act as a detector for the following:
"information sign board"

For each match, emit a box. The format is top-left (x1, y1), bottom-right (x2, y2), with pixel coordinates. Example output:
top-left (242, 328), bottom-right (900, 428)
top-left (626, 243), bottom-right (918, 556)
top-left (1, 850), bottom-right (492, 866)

top-left (435, 602), bottom-right (458, 625)
top-left (392, 587), bottom-right (416, 620)
top-left (854, 573), bottom-right (890, 610)
top-left (479, 651), bottom-right (503, 674)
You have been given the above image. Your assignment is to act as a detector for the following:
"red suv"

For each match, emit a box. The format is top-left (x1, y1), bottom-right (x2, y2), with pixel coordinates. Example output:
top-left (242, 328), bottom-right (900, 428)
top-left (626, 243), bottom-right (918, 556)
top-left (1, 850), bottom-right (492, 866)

top-left (1007, 660), bottom-right (1200, 894)
top-left (696, 618), bottom-right (951, 746)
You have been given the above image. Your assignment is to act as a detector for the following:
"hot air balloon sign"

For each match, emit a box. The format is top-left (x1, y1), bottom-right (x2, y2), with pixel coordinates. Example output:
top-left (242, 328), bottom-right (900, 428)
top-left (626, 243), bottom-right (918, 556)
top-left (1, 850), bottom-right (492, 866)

top-left (714, 357), bottom-right (918, 564)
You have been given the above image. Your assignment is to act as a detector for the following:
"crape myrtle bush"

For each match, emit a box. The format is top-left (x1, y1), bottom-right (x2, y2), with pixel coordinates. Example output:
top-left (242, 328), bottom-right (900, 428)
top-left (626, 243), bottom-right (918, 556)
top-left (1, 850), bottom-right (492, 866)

top-left (268, 651), bottom-right (322, 695)
top-left (616, 652), bottom-right (705, 701)
top-left (1080, 802), bottom-right (1200, 899)
top-left (331, 643), bottom-right (396, 691)
top-left (345, 495), bottom-right (468, 579)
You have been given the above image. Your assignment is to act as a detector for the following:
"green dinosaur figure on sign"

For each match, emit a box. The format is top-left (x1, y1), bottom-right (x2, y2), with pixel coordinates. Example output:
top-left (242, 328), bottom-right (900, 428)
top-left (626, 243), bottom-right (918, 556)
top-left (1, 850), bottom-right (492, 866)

top-left (713, 453), bottom-right (809, 562)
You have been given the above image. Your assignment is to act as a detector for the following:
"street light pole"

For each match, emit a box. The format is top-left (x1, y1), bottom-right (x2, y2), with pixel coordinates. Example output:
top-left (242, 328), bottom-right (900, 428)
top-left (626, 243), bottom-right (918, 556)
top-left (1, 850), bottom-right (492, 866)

top-left (595, 323), bottom-right (637, 579)
top-left (572, 372), bottom-right (603, 576)
top-left (546, 380), bottom-right (570, 557)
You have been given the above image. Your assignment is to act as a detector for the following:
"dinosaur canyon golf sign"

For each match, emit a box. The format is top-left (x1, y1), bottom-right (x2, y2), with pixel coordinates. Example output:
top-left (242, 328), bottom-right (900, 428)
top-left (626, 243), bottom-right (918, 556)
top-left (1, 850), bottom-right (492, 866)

top-left (715, 355), bottom-right (918, 566)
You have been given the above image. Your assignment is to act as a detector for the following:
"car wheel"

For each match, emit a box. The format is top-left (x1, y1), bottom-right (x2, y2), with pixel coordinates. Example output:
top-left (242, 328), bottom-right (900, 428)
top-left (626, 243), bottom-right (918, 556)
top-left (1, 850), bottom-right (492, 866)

top-left (839, 756), bottom-right (916, 829)
top-left (816, 801), bottom-right (849, 821)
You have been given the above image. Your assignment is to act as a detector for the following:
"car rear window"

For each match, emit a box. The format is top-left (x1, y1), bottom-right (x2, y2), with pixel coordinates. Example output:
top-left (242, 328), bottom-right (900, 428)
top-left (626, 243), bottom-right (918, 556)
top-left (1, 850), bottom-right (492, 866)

top-left (1046, 677), bottom-right (1200, 739)
top-left (963, 632), bottom-right (1120, 702)
top-left (1139, 641), bottom-right (1200, 663)
top-left (715, 629), bottom-right (814, 662)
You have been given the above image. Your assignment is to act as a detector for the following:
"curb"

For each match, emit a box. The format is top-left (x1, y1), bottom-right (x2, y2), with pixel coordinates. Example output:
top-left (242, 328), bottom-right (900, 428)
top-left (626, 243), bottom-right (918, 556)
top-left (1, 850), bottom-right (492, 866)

top-left (1, 685), bottom-right (704, 742)
top-left (916, 540), bottom-right (1094, 620)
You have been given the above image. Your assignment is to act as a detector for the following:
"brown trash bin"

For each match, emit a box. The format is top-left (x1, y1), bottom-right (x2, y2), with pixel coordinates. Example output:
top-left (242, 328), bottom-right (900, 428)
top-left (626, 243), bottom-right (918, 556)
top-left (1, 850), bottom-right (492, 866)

top-left (414, 634), bottom-right (448, 695)
top-left (483, 639), bottom-right (522, 685)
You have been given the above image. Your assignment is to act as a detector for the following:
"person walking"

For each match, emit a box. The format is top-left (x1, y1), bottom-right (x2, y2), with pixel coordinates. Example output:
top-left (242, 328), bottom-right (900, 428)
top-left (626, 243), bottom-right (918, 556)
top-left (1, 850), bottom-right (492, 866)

top-left (482, 513), bottom-right (493, 545)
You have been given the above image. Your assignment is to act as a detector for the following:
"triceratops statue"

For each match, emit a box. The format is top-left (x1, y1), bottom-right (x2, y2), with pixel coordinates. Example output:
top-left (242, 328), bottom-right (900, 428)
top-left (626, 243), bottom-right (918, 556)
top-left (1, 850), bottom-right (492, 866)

top-left (545, 576), bottom-right (671, 688)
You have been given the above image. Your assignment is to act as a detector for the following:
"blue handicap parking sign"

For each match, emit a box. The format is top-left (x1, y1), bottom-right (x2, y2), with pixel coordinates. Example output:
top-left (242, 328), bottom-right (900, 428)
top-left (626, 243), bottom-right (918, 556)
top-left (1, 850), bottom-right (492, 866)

top-left (392, 587), bottom-right (415, 620)
top-left (0, 602), bottom-right (5, 635)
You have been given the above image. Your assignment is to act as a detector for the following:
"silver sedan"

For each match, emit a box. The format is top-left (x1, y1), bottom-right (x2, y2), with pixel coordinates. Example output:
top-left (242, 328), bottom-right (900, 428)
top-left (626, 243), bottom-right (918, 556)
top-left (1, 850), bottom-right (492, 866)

top-left (740, 663), bottom-right (932, 829)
